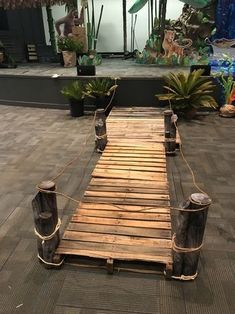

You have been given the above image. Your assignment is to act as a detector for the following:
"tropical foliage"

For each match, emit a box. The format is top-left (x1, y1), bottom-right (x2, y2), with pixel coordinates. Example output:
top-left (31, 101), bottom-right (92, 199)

top-left (78, 54), bottom-right (102, 66)
top-left (57, 36), bottom-right (83, 53)
top-left (156, 69), bottom-right (218, 111)
top-left (219, 75), bottom-right (235, 105)
top-left (84, 79), bottom-right (118, 99)
top-left (61, 81), bottom-right (84, 101)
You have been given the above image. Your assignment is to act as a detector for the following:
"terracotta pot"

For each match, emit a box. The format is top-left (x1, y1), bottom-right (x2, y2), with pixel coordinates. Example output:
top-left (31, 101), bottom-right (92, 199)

top-left (62, 51), bottom-right (76, 68)
top-left (219, 104), bottom-right (235, 118)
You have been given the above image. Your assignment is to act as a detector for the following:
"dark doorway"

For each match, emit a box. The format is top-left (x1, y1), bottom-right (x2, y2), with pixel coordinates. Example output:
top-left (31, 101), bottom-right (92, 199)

top-left (0, 8), bottom-right (9, 30)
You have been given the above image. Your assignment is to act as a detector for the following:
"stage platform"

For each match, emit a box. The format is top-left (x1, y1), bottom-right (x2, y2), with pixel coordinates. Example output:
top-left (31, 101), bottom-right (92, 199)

top-left (0, 59), bottom-right (218, 109)
top-left (0, 59), bottom-right (189, 78)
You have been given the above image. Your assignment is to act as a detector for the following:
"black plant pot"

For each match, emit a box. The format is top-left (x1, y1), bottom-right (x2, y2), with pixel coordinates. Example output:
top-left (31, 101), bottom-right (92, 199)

top-left (69, 98), bottom-right (84, 117)
top-left (77, 65), bottom-right (96, 76)
top-left (95, 96), bottom-right (111, 110)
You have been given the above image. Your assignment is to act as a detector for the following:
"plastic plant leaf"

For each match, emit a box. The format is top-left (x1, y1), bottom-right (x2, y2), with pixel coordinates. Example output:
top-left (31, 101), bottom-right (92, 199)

top-left (128, 0), bottom-right (148, 14)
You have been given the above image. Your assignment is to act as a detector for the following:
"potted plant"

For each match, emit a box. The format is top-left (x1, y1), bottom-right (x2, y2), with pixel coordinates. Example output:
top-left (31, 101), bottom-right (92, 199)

top-left (219, 76), bottom-right (235, 117)
top-left (156, 69), bottom-right (218, 119)
top-left (77, 53), bottom-right (102, 76)
top-left (57, 36), bottom-right (83, 67)
top-left (83, 78), bottom-right (118, 110)
top-left (61, 80), bottom-right (84, 117)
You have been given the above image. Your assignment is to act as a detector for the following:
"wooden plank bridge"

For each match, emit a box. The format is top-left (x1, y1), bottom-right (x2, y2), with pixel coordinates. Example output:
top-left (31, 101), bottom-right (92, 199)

top-left (56, 107), bottom-right (173, 274)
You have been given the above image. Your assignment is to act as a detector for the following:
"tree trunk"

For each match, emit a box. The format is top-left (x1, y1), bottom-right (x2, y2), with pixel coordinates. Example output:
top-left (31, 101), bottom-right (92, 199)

top-left (46, 5), bottom-right (57, 56)
top-left (122, 0), bottom-right (127, 53)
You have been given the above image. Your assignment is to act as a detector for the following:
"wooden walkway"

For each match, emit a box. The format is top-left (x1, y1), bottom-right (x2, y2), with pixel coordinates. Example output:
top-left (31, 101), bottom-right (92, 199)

top-left (57, 107), bottom-right (173, 273)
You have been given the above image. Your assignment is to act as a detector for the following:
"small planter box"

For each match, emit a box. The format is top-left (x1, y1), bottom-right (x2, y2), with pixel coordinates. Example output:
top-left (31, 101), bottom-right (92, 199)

top-left (77, 65), bottom-right (96, 76)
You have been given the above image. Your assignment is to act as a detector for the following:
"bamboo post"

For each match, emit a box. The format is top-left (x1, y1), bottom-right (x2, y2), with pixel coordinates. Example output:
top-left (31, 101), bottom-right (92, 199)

top-left (32, 181), bottom-right (62, 268)
top-left (172, 193), bottom-right (211, 280)
top-left (95, 109), bottom-right (107, 153)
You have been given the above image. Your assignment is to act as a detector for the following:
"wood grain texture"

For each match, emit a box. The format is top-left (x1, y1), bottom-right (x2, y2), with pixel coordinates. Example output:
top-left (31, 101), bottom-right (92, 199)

top-left (57, 107), bottom-right (173, 269)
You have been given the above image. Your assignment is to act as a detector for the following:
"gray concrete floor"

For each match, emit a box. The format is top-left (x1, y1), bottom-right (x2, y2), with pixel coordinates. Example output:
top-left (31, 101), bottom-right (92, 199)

top-left (0, 105), bottom-right (234, 314)
top-left (0, 59), bottom-right (189, 78)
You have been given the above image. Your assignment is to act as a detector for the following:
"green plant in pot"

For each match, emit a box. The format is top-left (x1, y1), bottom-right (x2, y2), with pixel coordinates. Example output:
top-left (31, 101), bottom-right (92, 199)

top-left (61, 80), bottom-right (84, 117)
top-left (57, 36), bottom-right (83, 67)
top-left (83, 78), bottom-right (118, 110)
top-left (156, 69), bottom-right (218, 119)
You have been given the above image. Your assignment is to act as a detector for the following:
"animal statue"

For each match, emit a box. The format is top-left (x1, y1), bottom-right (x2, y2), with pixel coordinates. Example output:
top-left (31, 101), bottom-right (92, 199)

top-left (55, 7), bottom-right (85, 37)
top-left (162, 30), bottom-right (192, 59)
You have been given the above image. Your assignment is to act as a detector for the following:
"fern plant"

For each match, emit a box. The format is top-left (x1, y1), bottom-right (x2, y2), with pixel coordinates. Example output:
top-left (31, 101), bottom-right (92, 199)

top-left (156, 69), bottom-right (218, 111)
top-left (61, 81), bottom-right (84, 101)
top-left (83, 79), bottom-right (118, 99)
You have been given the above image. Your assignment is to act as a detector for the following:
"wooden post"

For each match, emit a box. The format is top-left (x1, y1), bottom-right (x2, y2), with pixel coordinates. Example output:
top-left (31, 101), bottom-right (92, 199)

top-left (172, 193), bottom-right (211, 280)
top-left (95, 109), bottom-right (107, 153)
top-left (106, 258), bottom-right (114, 274)
top-left (32, 181), bottom-right (62, 268)
top-left (164, 110), bottom-right (176, 155)
top-left (164, 109), bottom-right (173, 132)
top-left (165, 131), bottom-right (176, 155)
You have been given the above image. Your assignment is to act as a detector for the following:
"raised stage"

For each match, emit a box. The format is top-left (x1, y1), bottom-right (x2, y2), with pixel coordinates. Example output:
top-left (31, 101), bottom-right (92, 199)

top-left (0, 59), bottom-right (189, 108)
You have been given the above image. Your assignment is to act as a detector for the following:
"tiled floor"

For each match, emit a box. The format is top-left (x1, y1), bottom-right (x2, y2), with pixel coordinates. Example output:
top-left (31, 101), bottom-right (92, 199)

top-left (0, 105), bottom-right (234, 313)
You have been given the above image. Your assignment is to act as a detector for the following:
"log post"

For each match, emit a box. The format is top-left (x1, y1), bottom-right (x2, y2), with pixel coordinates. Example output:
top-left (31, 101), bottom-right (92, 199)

top-left (164, 110), bottom-right (173, 135)
top-left (32, 181), bottom-right (63, 268)
top-left (95, 109), bottom-right (107, 153)
top-left (165, 131), bottom-right (176, 155)
top-left (164, 110), bottom-right (176, 155)
top-left (172, 193), bottom-right (211, 280)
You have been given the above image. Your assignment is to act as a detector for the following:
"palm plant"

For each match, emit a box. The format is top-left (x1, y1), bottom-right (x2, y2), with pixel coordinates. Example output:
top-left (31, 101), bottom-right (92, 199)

top-left (61, 81), bottom-right (84, 101)
top-left (84, 78), bottom-right (118, 109)
top-left (61, 80), bottom-right (84, 117)
top-left (156, 69), bottom-right (218, 112)
top-left (84, 79), bottom-right (118, 99)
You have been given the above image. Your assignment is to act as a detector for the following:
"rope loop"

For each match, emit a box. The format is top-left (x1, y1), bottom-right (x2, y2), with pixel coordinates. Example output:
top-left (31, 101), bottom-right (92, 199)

top-left (34, 218), bottom-right (61, 241)
top-left (171, 272), bottom-right (198, 281)
top-left (95, 133), bottom-right (107, 140)
top-left (37, 254), bottom-right (64, 267)
top-left (171, 204), bottom-right (209, 212)
top-left (172, 233), bottom-right (203, 253)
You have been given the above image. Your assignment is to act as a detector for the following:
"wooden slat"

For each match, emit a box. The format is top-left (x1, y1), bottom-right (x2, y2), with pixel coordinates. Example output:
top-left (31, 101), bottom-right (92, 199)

top-left (99, 156), bottom-right (166, 163)
top-left (89, 177), bottom-right (168, 189)
top-left (84, 190), bottom-right (169, 201)
top-left (58, 240), bottom-right (171, 257)
top-left (56, 247), bottom-right (172, 264)
top-left (75, 209), bottom-right (171, 221)
top-left (92, 169), bottom-right (167, 181)
top-left (78, 202), bottom-right (171, 214)
top-left (71, 215), bottom-right (171, 230)
top-left (63, 231), bottom-right (172, 248)
top-left (95, 164), bottom-right (166, 173)
top-left (87, 185), bottom-right (169, 195)
top-left (67, 222), bottom-right (171, 239)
